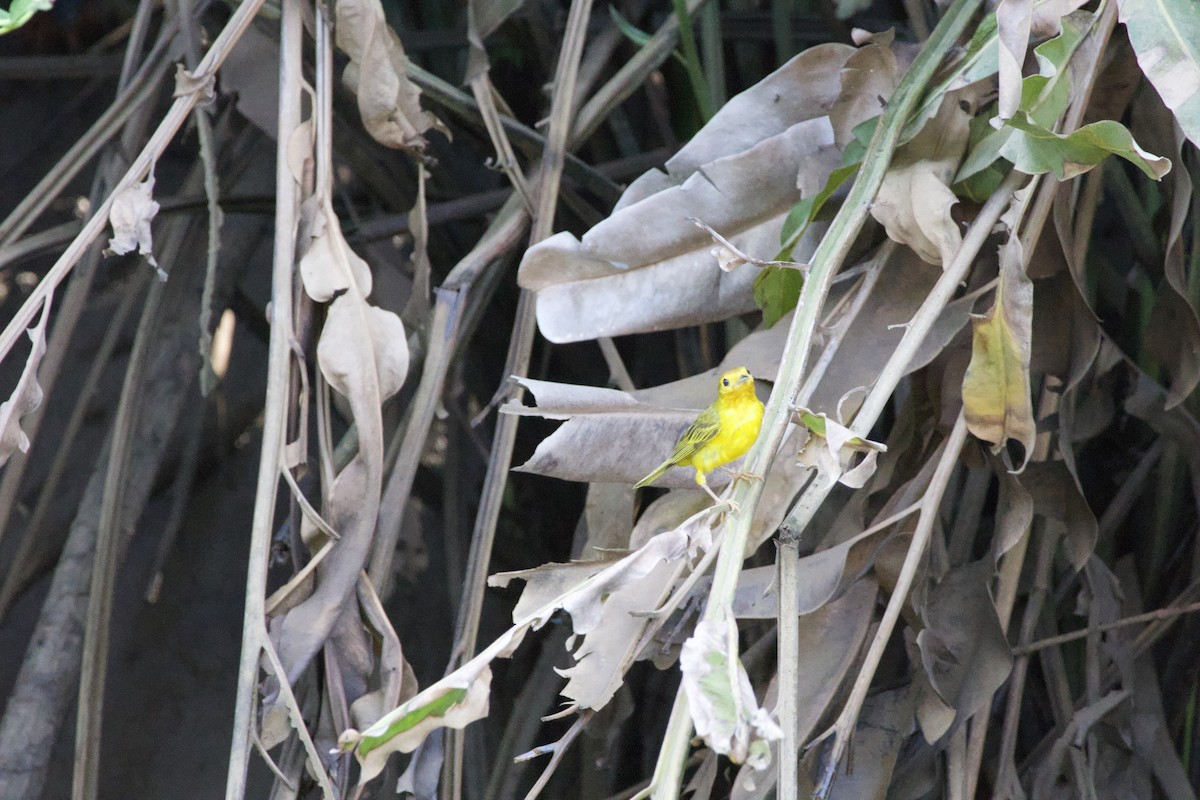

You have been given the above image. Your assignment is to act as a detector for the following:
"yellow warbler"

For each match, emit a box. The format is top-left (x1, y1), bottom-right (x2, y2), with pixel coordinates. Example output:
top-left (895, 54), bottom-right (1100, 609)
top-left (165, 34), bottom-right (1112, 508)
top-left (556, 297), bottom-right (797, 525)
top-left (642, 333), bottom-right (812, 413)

top-left (634, 366), bottom-right (764, 504)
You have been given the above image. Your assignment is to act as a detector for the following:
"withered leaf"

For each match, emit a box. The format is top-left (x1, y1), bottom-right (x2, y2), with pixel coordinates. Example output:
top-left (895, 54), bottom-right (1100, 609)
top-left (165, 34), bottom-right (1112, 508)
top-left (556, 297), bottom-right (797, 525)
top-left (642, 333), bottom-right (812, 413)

top-left (334, 0), bottom-right (449, 154)
top-left (871, 93), bottom-right (971, 267)
top-left (0, 299), bottom-right (49, 468)
top-left (962, 235), bottom-right (1036, 471)
top-left (106, 174), bottom-right (161, 268)
top-left (681, 615), bottom-right (782, 769)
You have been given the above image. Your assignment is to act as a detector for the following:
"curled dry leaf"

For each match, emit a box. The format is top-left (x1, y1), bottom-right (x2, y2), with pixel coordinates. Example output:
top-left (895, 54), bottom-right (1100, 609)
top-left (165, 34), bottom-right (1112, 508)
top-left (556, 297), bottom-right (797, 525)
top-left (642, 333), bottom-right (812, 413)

top-left (680, 615), bottom-right (783, 770)
top-left (342, 514), bottom-right (715, 785)
top-left (828, 30), bottom-right (898, 151)
top-left (0, 298), bottom-right (49, 468)
top-left (334, 0), bottom-right (449, 154)
top-left (914, 559), bottom-right (1013, 741)
top-left (106, 174), bottom-right (161, 269)
top-left (995, 0), bottom-right (1032, 123)
top-left (871, 92), bottom-right (971, 267)
top-left (794, 407), bottom-right (886, 488)
top-left (962, 234), bottom-right (1036, 472)
top-left (518, 44), bottom-right (855, 343)
top-left (1136, 106), bottom-right (1200, 407)
top-left (272, 201), bottom-right (409, 684)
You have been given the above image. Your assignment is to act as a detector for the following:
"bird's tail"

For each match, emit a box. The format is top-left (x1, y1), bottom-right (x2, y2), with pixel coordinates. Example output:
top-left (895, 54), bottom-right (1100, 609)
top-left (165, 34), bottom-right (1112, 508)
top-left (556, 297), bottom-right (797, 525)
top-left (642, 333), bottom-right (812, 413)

top-left (634, 459), bottom-right (673, 489)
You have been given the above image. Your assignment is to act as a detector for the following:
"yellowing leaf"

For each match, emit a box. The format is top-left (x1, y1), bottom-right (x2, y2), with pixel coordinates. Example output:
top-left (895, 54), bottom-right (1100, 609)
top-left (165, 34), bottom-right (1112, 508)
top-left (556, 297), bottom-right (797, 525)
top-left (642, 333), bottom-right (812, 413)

top-left (962, 235), bottom-right (1035, 470)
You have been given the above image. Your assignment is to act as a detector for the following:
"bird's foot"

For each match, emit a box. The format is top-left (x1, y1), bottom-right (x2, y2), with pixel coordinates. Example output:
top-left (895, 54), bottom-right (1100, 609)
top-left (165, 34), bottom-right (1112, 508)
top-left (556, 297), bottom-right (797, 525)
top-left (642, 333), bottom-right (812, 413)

top-left (719, 467), bottom-right (764, 487)
top-left (701, 483), bottom-right (741, 515)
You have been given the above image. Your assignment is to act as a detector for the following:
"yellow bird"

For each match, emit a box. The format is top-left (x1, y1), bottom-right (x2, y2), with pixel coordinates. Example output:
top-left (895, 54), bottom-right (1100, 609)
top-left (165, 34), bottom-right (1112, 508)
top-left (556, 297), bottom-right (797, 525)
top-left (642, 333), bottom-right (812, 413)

top-left (634, 366), bottom-right (765, 504)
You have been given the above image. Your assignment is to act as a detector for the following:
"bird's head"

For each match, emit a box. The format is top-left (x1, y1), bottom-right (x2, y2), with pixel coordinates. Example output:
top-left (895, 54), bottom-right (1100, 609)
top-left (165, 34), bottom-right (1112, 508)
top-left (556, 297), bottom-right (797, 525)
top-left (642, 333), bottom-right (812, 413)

top-left (717, 366), bottom-right (754, 396)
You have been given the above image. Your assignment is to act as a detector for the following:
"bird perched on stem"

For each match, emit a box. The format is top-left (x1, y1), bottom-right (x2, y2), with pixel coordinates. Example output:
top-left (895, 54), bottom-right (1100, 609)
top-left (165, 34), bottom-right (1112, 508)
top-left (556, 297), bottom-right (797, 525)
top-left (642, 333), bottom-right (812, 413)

top-left (634, 366), bottom-right (764, 506)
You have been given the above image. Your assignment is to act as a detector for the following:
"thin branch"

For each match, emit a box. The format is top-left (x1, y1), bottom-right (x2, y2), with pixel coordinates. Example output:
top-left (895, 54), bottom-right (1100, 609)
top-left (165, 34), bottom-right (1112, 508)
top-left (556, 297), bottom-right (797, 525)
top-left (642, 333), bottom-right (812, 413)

top-left (1014, 600), bottom-right (1200, 655)
top-left (776, 533), bottom-right (801, 800)
top-left (0, 0), bottom-right (270, 368)
top-left (224, 0), bottom-right (301, 796)
top-left (518, 711), bottom-right (593, 800)
top-left (812, 413), bottom-right (970, 797)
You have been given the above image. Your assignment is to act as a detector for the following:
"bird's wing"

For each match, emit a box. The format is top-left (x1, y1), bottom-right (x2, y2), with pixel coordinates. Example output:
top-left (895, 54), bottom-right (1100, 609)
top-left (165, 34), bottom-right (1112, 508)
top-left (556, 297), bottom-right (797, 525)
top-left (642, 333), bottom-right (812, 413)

top-left (668, 404), bottom-right (720, 464)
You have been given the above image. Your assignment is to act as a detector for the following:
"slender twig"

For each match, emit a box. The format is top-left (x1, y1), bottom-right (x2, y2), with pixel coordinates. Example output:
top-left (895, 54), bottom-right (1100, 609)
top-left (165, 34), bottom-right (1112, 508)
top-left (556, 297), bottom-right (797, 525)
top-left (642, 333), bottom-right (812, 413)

top-left (171, 0), bottom-right (227, 397)
top-left (73, 276), bottom-right (165, 800)
top-left (224, 0), bottom-right (300, 796)
top-left (813, 413), bottom-right (970, 796)
top-left (446, 3), bottom-right (596, 796)
top-left (776, 533), bottom-right (801, 800)
top-left (0, 0), bottom-right (269, 369)
top-left (1014, 600), bottom-right (1200, 655)
top-left (470, 76), bottom-right (535, 211)
top-left (519, 711), bottom-right (593, 800)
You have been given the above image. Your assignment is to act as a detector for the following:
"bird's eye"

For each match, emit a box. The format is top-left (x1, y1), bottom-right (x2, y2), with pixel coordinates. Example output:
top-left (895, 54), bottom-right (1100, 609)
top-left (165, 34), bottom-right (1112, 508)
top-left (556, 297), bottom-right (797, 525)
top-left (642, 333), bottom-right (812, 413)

top-left (722, 378), bottom-right (730, 386)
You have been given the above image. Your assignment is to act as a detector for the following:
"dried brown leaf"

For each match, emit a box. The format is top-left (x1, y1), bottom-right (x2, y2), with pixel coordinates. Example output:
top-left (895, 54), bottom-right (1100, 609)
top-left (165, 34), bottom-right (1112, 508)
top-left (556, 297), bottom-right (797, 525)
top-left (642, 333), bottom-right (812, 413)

top-left (871, 93), bottom-right (971, 267)
top-left (105, 174), bottom-right (161, 268)
top-left (680, 615), bottom-right (782, 768)
top-left (518, 45), bottom-right (857, 342)
top-left (0, 300), bottom-right (49, 468)
top-left (828, 31), bottom-right (898, 151)
top-left (334, 0), bottom-right (448, 154)
top-left (915, 560), bottom-right (1013, 736)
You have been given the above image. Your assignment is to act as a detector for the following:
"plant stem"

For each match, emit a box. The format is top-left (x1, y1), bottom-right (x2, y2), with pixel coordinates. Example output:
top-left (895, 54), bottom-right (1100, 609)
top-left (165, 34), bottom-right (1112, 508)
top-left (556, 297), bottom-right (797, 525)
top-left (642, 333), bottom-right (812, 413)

top-left (224, 0), bottom-right (300, 796)
top-left (648, 0), bottom-right (986, 790)
top-left (815, 413), bottom-right (970, 796)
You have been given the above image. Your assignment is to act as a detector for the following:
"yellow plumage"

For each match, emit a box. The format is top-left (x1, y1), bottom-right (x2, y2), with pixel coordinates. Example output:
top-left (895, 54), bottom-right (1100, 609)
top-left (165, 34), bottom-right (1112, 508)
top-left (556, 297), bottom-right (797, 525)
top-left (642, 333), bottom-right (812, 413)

top-left (634, 366), bottom-right (764, 504)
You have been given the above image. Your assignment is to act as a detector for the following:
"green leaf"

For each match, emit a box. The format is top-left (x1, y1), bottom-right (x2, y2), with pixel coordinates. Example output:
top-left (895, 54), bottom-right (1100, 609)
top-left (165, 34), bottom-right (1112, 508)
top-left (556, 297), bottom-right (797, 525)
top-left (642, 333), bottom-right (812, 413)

top-left (1118, 0), bottom-right (1200, 149)
top-left (608, 6), bottom-right (688, 70)
top-left (777, 163), bottom-right (860, 258)
top-left (955, 159), bottom-right (1009, 202)
top-left (957, 14), bottom-right (1090, 182)
top-left (1001, 112), bottom-right (1170, 180)
top-left (0, 0), bottom-right (52, 35)
top-left (753, 266), bottom-right (805, 328)
top-left (356, 687), bottom-right (469, 757)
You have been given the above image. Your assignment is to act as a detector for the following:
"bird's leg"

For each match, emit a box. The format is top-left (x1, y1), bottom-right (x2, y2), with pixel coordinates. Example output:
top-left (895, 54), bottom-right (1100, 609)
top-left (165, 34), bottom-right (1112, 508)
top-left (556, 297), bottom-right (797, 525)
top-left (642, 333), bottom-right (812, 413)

top-left (697, 471), bottom-right (739, 514)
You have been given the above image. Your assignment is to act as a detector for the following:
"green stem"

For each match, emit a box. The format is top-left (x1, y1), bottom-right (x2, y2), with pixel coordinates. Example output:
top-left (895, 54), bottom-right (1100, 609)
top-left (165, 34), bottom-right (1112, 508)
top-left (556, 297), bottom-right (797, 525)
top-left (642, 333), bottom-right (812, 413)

top-left (672, 0), bottom-right (715, 121)
top-left (649, 0), bottom-right (985, 789)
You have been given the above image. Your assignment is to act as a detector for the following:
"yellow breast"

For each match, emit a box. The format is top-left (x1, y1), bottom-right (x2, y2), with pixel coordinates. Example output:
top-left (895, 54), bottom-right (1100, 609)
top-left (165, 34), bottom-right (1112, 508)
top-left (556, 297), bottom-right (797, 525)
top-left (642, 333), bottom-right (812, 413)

top-left (689, 389), bottom-right (764, 476)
